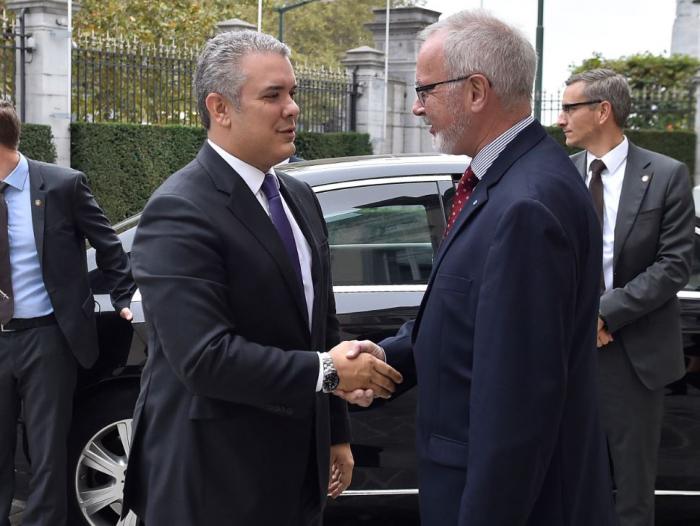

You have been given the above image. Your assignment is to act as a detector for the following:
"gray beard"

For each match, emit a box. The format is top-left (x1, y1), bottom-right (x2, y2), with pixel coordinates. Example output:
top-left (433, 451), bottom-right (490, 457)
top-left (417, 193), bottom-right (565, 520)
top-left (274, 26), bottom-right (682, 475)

top-left (428, 113), bottom-right (470, 154)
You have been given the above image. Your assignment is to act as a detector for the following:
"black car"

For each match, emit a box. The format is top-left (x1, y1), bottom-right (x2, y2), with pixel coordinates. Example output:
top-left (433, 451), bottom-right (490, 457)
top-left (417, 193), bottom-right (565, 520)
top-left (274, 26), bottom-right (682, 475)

top-left (15, 154), bottom-right (700, 525)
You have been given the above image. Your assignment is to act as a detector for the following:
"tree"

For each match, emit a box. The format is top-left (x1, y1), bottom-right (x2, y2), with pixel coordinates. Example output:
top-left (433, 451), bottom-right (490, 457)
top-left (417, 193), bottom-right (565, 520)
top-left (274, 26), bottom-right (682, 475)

top-left (570, 52), bottom-right (700, 130)
top-left (73, 0), bottom-right (426, 67)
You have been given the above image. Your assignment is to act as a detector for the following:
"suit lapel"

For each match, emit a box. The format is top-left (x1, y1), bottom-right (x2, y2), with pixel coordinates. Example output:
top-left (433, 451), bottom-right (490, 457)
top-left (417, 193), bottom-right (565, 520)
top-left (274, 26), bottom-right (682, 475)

top-left (572, 151), bottom-right (587, 180)
top-left (613, 143), bottom-right (653, 264)
top-left (196, 144), bottom-right (309, 328)
top-left (27, 160), bottom-right (47, 265)
top-left (432, 122), bottom-right (548, 274)
top-left (412, 122), bottom-right (548, 339)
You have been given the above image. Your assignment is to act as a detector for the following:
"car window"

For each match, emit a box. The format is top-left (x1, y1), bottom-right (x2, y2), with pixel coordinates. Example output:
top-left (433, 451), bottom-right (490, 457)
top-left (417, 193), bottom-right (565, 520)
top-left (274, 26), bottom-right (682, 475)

top-left (316, 182), bottom-right (443, 286)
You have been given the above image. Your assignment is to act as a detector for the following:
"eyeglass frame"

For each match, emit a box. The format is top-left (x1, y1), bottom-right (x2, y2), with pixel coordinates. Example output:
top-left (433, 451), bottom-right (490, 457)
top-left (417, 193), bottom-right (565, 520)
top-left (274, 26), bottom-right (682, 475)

top-left (560, 99), bottom-right (604, 114)
top-left (414, 73), bottom-right (489, 106)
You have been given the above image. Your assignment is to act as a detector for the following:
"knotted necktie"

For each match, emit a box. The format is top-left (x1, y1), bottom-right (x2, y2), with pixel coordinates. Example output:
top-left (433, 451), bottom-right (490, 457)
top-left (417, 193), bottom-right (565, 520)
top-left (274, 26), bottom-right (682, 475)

top-left (588, 159), bottom-right (607, 291)
top-left (0, 182), bottom-right (13, 324)
top-left (589, 159), bottom-right (606, 226)
top-left (445, 166), bottom-right (479, 235)
top-left (260, 173), bottom-right (303, 284)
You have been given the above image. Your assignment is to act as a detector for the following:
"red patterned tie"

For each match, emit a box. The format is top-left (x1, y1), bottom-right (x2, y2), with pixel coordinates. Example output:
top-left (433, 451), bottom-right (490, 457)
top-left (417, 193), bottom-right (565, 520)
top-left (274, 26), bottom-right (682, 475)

top-left (445, 166), bottom-right (479, 235)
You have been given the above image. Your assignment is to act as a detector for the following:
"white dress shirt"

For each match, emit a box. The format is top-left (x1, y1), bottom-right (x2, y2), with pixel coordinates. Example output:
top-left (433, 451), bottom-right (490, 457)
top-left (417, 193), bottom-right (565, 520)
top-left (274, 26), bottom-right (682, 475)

top-left (585, 136), bottom-right (629, 292)
top-left (207, 140), bottom-right (325, 391)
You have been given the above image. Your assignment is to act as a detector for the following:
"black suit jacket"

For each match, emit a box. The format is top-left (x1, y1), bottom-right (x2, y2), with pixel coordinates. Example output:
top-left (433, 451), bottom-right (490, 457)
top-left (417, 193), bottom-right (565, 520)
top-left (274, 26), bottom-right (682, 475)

top-left (382, 122), bottom-right (617, 526)
top-left (26, 159), bottom-right (134, 368)
top-left (571, 143), bottom-right (694, 389)
top-left (123, 142), bottom-right (349, 525)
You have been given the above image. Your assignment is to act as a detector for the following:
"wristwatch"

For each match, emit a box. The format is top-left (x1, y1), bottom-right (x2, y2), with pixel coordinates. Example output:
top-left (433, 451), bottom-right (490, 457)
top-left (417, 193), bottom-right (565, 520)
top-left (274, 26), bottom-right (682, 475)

top-left (321, 353), bottom-right (339, 393)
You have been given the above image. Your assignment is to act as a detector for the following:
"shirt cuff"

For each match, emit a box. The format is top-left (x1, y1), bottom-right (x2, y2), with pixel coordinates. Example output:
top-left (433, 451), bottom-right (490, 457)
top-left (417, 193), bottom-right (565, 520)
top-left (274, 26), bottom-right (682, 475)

top-left (315, 352), bottom-right (324, 392)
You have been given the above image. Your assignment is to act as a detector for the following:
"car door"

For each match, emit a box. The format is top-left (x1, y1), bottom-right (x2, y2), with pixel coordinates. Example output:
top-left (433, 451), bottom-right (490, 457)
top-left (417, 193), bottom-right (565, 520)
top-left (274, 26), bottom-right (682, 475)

top-left (314, 175), bottom-right (453, 515)
top-left (657, 223), bottom-right (700, 520)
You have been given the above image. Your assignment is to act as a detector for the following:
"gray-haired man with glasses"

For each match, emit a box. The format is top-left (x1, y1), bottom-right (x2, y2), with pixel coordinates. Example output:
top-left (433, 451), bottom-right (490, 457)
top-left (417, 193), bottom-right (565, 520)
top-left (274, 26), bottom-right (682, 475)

top-left (338, 9), bottom-right (618, 526)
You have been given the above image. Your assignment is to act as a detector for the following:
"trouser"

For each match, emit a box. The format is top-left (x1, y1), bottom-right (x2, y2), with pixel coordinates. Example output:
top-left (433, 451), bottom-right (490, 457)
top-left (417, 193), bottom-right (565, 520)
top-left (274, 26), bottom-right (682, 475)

top-left (0, 324), bottom-right (77, 526)
top-left (598, 340), bottom-right (664, 526)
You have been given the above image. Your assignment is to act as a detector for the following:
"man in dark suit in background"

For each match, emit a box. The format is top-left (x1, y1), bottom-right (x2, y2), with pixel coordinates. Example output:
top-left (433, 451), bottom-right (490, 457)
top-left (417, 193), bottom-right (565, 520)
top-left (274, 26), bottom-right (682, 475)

top-left (0, 99), bottom-right (135, 526)
top-left (122, 30), bottom-right (401, 526)
top-left (559, 69), bottom-right (694, 526)
top-left (339, 9), bottom-right (617, 526)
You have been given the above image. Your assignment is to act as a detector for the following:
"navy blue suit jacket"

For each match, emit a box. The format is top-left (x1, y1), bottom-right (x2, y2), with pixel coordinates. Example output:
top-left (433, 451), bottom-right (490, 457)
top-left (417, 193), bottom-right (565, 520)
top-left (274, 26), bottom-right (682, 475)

top-left (382, 122), bottom-right (617, 526)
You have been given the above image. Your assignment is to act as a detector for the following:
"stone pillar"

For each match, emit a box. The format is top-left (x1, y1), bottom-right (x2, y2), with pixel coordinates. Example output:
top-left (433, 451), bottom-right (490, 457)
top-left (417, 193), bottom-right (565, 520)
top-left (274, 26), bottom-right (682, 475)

top-left (342, 46), bottom-right (388, 154)
top-left (216, 18), bottom-right (256, 34)
top-left (363, 7), bottom-right (440, 154)
top-left (7, 0), bottom-right (78, 167)
top-left (672, 0), bottom-right (700, 57)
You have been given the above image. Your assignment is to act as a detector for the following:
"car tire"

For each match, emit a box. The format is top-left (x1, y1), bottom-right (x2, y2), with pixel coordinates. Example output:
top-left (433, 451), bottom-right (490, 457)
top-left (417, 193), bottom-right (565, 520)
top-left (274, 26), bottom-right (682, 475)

top-left (67, 381), bottom-right (140, 526)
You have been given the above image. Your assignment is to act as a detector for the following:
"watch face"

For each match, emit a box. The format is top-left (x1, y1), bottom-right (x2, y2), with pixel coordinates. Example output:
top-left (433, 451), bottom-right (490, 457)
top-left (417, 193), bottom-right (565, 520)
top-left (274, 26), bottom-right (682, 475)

top-left (323, 371), bottom-right (339, 393)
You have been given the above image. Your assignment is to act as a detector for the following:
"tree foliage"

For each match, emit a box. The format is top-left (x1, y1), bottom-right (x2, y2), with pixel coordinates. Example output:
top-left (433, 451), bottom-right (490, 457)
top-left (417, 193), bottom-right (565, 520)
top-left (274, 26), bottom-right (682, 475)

top-left (571, 52), bottom-right (700, 91)
top-left (73, 0), bottom-right (425, 67)
top-left (570, 53), bottom-right (700, 130)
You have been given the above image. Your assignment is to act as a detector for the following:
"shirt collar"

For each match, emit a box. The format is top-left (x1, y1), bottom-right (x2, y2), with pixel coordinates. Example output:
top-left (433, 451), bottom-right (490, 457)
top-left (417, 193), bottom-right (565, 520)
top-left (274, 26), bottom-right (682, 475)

top-left (586, 136), bottom-right (628, 176)
top-left (3, 153), bottom-right (28, 191)
top-left (207, 139), bottom-right (278, 195)
top-left (470, 115), bottom-right (535, 180)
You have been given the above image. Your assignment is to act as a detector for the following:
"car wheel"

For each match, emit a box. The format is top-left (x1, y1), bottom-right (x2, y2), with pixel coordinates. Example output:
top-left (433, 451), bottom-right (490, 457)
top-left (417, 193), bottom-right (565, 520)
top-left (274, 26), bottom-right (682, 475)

top-left (67, 382), bottom-right (140, 526)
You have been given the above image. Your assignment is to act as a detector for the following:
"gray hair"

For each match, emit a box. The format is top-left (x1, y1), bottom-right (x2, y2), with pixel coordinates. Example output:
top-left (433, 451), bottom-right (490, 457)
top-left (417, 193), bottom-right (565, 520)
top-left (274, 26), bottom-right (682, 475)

top-left (420, 10), bottom-right (537, 109)
top-left (194, 30), bottom-right (290, 128)
top-left (565, 69), bottom-right (631, 128)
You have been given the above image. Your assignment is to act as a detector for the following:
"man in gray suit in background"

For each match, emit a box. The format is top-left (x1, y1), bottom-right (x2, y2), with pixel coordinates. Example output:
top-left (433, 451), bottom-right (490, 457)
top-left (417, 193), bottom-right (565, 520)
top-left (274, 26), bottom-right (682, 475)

top-left (558, 68), bottom-right (694, 526)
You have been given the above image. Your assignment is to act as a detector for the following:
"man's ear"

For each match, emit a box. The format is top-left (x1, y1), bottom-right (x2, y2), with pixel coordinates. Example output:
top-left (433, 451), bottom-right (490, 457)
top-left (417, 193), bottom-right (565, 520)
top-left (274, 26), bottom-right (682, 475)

top-left (205, 93), bottom-right (231, 127)
top-left (467, 74), bottom-right (490, 112)
top-left (598, 100), bottom-right (614, 126)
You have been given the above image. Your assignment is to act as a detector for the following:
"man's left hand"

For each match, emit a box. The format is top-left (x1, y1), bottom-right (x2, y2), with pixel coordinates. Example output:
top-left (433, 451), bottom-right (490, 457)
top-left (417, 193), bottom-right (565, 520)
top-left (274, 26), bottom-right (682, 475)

top-left (119, 307), bottom-right (133, 321)
top-left (596, 317), bottom-right (613, 348)
top-left (327, 443), bottom-right (354, 499)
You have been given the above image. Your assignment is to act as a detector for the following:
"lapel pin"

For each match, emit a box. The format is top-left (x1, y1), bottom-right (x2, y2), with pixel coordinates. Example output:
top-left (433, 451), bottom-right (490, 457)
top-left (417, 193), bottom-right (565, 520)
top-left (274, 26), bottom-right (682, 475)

top-left (34, 199), bottom-right (42, 207)
top-left (641, 175), bottom-right (650, 183)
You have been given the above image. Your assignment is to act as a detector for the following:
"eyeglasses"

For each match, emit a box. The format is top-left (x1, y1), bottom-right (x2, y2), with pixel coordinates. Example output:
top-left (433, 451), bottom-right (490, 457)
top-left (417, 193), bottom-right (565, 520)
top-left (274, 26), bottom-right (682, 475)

top-left (560, 99), bottom-right (603, 114)
top-left (415, 74), bottom-right (483, 106)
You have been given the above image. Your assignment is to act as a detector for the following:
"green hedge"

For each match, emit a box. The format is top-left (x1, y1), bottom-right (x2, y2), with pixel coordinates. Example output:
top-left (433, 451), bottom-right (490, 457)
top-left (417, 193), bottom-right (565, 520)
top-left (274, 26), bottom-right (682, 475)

top-left (546, 127), bottom-right (696, 174)
top-left (20, 124), bottom-right (56, 163)
top-left (71, 122), bottom-right (372, 222)
top-left (71, 123), bottom-right (205, 222)
top-left (295, 132), bottom-right (372, 159)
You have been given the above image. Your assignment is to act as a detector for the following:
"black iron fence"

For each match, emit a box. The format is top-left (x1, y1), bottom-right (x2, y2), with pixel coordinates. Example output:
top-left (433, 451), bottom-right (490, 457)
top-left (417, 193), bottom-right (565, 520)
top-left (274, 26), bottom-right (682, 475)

top-left (295, 65), bottom-right (355, 133)
top-left (536, 86), bottom-right (695, 131)
top-left (72, 34), bottom-right (357, 131)
top-left (73, 34), bottom-right (199, 126)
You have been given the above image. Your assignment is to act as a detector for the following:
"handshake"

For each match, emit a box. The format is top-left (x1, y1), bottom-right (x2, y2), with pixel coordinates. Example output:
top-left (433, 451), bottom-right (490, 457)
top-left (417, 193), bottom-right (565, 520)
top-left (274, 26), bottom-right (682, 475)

top-left (326, 340), bottom-right (402, 407)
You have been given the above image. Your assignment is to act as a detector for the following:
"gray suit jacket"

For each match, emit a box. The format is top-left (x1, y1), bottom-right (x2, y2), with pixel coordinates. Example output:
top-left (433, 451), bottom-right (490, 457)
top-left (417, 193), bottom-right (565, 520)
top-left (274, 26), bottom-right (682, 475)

top-left (571, 142), bottom-right (694, 389)
top-left (26, 159), bottom-right (135, 368)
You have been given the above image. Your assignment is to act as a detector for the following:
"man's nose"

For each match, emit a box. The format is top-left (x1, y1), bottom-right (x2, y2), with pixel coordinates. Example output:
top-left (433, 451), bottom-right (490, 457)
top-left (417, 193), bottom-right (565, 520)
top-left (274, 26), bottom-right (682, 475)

top-left (285, 98), bottom-right (300, 118)
top-left (412, 97), bottom-right (424, 117)
top-left (556, 112), bottom-right (567, 128)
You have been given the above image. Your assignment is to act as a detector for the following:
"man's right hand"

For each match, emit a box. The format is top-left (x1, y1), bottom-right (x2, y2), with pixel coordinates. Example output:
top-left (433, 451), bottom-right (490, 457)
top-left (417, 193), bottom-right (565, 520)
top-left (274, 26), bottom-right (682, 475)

top-left (328, 341), bottom-right (402, 399)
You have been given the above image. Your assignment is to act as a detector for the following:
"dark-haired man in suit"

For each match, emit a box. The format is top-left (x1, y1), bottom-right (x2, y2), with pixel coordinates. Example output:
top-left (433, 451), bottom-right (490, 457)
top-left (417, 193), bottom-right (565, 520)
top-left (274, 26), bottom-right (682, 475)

top-left (122, 30), bottom-right (402, 525)
top-left (0, 99), bottom-right (135, 526)
top-left (558, 68), bottom-right (694, 526)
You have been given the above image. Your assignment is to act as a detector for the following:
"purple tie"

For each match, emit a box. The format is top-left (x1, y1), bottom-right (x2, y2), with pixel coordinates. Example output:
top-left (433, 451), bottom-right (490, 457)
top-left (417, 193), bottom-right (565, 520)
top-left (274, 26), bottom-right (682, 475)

top-left (261, 174), bottom-right (303, 284)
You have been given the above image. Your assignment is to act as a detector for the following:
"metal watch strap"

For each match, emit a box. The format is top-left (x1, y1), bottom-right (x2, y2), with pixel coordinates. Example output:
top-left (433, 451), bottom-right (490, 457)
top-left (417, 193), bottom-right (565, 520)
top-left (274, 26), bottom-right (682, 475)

top-left (321, 352), bottom-right (339, 393)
